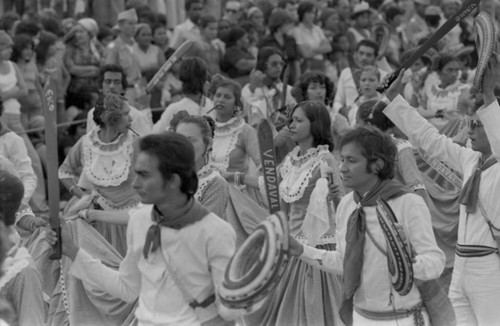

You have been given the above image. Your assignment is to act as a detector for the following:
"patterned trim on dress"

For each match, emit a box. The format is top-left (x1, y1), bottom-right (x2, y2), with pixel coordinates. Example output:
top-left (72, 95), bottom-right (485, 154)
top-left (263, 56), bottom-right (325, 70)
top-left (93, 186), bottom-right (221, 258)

top-left (279, 145), bottom-right (331, 203)
top-left (0, 247), bottom-right (30, 291)
top-left (82, 129), bottom-right (135, 187)
top-left (195, 165), bottom-right (220, 202)
top-left (392, 137), bottom-right (413, 152)
top-left (210, 117), bottom-right (246, 172)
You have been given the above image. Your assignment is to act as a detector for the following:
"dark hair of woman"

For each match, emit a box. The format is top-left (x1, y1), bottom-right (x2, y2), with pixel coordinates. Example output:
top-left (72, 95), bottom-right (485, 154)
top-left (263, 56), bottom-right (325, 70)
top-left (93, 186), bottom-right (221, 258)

top-left (291, 71), bottom-right (335, 106)
top-left (11, 33), bottom-right (35, 62)
top-left (36, 31), bottom-right (58, 66)
top-left (289, 100), bottom-right (334, 151)
top-left (180, 57), bottom-right (209, 95)
top-left (356, 100), bottom-right (395, 132)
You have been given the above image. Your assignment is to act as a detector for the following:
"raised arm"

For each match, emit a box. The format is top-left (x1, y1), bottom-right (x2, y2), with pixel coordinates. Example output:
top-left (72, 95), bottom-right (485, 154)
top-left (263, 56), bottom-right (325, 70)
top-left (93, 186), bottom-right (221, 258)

top-left (478, 53), bottom-right (500, 161)
top-left (383, 70), bottom-right (473, 173)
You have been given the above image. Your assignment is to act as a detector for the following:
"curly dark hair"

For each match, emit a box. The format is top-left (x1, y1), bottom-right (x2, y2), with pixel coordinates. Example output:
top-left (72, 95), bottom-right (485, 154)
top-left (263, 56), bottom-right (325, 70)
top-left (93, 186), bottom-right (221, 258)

top-left (291, 71), bottom-right (335, 106)
top-left (356, 100), bottom-right (395, 132)
top-left (340, 126), bottom-right (397, 179)
top-left (93, 93), bottom-right (127, 128)
top-left (11, 33), bottom-right (35, 63)
top-left (180, 57), bottom-right (209, 95)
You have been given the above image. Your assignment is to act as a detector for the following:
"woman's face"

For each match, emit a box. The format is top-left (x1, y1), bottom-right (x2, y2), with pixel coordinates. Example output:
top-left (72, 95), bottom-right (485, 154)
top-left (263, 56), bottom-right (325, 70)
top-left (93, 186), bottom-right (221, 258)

top-left (74, 25), bottom-right (89, 44)
top-left (0, 45), bottom-right (12, 61)
top-left (303, 10), bottom-right (316, 24)
top-left (218, 20), bottom-right (231, 39)
top-left (236, 33), bottom-right (250, 48)
top-left (306, 82), bottom-right (327, 103)
top-left (213, 86), bottom-right (237, 117)
top-left (439, 60), bottom-right (460, 88)
top-left (21, 44), bottom-right (33, 62)
top-left (325, 13), bottom-right (340, 31)
top-left (251, 10), bottom-right (265, 27)
top-left (203, 22), bottom-right (218, 40)
top-left (338, 35), bottom-right (350, 52)
top-left (176, 122), bottom-right (208, 164)
top-left (288, 107), bottom-right (312, 145)
top-left (153, 26), bottom-right (168, 46)
top-left (47, 43), bottom-right (58, 57)
top-left (359, 71), bottom-right (379, 96)
top-left (136, 26), bottom-right (152, 47)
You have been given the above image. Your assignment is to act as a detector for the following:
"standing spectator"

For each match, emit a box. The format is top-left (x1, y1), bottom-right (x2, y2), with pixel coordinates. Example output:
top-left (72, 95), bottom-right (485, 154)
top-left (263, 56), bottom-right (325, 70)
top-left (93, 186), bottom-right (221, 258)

top-left (333, 39), bottom-right (387, 116)
top-left (134, 23), bottom-right (165, 109)
top-left (105, 9), bottom-right (143, 107)
top-left (36, 30), bottom-right (70, 124)
top-left (11, 33), bottom-right (42, 129)
top-left (346, 1), bottom-right (372, 52)
top-left (277, 0), bottom-right (299, 23)
top-left (246, 7), bottom-right (267, 42)
top-left (190, 14), bottom-right (224, 76)
top-left (292, 1), bottom-right (332, 72)
top-left (384, 5), bottom-right (407, 68)
top-left (404, 0), bottom-right (430, 48)
top-left (133, 23), bottom-right (166, 109)
top-left (221, 27), bottom-right (256, 86)
top-left (168, 0), bottom-right (204, 50)
top-left (64, 22), bottom-right (103, 111)
top-left (151, 22), bottom-right (170, 56)
top-left (440, 0), bottom-right (463, 53)
top-left (222, 0), bottom-right (243, 26)
top-left (0, 30), bottom-right (48, 215)
top-left (217, 18), bottom-right (232, 43)
top-left (259, 10), bottom-right (300, 84)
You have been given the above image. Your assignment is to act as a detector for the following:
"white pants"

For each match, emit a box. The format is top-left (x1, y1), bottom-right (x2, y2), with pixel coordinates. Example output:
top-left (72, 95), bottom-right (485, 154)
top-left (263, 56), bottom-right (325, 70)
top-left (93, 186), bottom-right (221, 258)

top-left (353, 309), bottom-right (430, 326)
top-left (449, 254), bottom-right (500, 326)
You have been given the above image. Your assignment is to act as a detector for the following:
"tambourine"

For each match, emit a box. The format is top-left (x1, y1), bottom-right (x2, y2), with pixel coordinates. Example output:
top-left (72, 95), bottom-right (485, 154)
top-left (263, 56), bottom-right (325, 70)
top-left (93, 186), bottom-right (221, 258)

top-left (219, 211), bottom-right (289, 313)
top-left (375, 198), bottom-right (414, 296)
top-left (473, 12), bottom-right (497, 92)
top-left (372, 23), bottom-right (391, 60)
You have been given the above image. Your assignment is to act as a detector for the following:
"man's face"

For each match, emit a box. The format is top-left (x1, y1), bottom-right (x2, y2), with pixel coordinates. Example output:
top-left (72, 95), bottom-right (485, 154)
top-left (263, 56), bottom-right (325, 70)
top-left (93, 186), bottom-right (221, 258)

top-left (355, 12), bottom-right (371, 29)
top-left (285, 3), bottom-right (299, 22)
top-left (264, 54), bottom-right (284, 81)
top-left (132, 152), bottom-right (171, 205)
top-left (468, 116), bottom-right (492, 156)
top-left (224, 1), bottom-right (242, 23)
top-left (340, 142), bottom-right (379, 193)
top-left (188, 2), bottom-right (204, 24)
top-left (119, 19), bottom-right (136, 37)
top-left (355, 45), bottom-right (376, 67)
top-left (102, 71), bottom-right (124, 95)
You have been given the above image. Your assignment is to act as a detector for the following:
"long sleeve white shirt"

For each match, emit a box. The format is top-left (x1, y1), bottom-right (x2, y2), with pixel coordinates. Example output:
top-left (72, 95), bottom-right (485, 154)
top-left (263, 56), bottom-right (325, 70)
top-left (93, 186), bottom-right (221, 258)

top-left (384, 95), bottom-right (500, 248)
top-left (300, 192), bottom-right (445, 311)
top-left (0, 131), bottom-right (37, 205)
top-left (70, 206), bottom-right (236, 326)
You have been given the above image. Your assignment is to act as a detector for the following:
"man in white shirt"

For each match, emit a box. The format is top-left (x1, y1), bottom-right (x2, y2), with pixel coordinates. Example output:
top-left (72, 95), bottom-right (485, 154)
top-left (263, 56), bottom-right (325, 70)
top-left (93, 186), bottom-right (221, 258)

top-left (48, 132), bottom-right (238, 325)
top-left (242, 46), bottom-right (296, 128)
top-left (289, 126), bottom-right (445, 325)
top-left (87, 64), bottom-right (152, 136)
top-left (333, 39), bottom-right (388, 116)
top-left (169, 0), bottom-right (204, 50)
top-left (153, 57), bottom-right (212, 133)
top-left (382, 56), bottom-right (500, 326)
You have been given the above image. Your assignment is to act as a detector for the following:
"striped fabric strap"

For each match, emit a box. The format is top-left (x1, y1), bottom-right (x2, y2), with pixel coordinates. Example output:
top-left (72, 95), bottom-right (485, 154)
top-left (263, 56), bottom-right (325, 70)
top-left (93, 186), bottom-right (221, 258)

top-left (456, 244), bottom-right (498, 257)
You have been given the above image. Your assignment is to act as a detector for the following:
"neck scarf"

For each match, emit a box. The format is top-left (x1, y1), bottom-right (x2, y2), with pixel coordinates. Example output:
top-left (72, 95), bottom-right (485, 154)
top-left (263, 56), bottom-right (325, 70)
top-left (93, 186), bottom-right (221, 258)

top-left (143, 199), bottom-right (209, 259)
top-left (339, 179), bottom-right (410, 326)
top-left (459, 155), bottom-right (497, 214)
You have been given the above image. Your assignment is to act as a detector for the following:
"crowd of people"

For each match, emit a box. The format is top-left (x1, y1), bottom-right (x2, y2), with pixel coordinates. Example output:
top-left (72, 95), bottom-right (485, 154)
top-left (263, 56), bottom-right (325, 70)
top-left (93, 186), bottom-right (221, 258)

top-left (0, 0), bottom-right (500, 325)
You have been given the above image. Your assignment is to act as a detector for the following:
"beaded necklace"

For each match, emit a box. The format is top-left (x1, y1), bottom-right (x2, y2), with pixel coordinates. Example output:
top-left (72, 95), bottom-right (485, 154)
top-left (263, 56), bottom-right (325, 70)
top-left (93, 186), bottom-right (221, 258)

top-left (280, 145), bottom-right (330, 203)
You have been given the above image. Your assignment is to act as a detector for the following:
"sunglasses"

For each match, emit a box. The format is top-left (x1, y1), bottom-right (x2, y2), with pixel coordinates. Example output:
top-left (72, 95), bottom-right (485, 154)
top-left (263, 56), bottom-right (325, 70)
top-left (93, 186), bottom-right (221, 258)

top-left (225, 8), bottom-right (238, 13)
top-left (468, 119), bottom-right (484, 129)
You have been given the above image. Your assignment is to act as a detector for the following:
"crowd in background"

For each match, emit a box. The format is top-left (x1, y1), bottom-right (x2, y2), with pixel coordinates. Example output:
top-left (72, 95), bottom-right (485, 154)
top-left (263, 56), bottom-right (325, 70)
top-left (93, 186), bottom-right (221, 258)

top-left (1, 0), bottom-right (500, 325)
